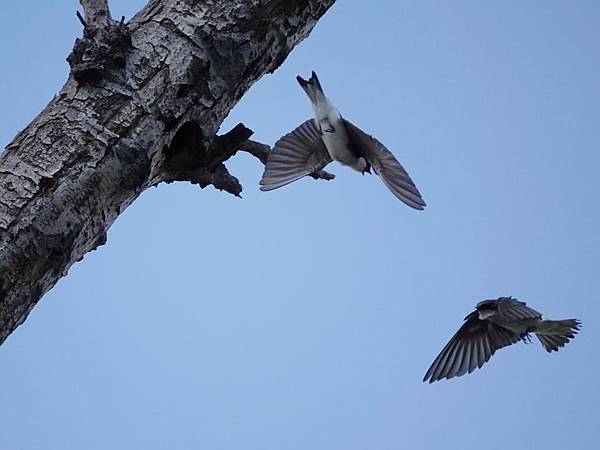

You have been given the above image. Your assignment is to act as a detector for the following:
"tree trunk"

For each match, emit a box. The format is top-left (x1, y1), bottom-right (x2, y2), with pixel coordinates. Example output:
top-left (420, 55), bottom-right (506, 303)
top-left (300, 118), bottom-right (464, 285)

top-left (0, 0), bottom-right (335, 345)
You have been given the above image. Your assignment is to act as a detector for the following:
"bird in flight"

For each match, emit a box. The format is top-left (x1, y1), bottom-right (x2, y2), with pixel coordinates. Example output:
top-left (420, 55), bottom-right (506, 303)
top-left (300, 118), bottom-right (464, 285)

top-left (259, 71), bottom-right (426, 209)
top-left (423, 297), bottom-right (581, 383)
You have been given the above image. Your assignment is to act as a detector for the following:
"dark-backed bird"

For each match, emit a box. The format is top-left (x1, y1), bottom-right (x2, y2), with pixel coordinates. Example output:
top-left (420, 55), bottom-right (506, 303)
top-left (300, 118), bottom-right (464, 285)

top-left (423, 297), bottom-right (581, 383)
top-left (259, 71), bottom-right (426, 209)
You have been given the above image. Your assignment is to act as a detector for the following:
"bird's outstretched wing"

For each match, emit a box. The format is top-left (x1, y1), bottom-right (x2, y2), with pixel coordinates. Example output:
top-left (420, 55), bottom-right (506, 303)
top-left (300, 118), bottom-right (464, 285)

top-left (491, 297), bottom-right (543, 321)
top-left (259, 119), bottom-right (332, 191)
top-left (342, 119), bottom-right (426, 209)
top-left (423, 313), bottom-right (522, 383)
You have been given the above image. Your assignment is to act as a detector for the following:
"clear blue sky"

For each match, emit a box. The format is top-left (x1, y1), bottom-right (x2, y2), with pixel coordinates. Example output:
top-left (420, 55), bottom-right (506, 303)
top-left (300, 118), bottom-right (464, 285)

top-left (1, 1), bottom-right (598, 449)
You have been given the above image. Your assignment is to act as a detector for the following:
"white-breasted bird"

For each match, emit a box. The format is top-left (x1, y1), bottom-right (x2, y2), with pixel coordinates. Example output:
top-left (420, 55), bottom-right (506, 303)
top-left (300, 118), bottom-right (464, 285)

top-left (259, 71), bottom-right (426, 209)
top-left (423, 297), bottom-right (581, 383)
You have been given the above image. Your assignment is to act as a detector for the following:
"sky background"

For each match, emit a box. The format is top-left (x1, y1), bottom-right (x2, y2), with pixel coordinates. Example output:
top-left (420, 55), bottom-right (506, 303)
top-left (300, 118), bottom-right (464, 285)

top-left (1, 1), bottom-right (599, 449)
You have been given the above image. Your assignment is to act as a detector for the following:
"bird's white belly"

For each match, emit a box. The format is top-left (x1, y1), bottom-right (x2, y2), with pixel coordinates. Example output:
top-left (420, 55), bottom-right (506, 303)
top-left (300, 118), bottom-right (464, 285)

top-left (321, 125), bottom-right (362, 171)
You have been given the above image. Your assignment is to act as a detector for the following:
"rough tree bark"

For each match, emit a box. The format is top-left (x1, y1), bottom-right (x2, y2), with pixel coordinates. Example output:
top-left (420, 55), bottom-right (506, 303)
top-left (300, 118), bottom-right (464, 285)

top-left (0, 0), bottom-right (336, 345)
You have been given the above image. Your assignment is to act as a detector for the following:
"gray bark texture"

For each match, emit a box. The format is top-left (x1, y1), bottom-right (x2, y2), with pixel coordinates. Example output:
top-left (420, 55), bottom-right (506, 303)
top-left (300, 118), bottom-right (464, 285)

top-left (0, 0), bottom-right (336, 345)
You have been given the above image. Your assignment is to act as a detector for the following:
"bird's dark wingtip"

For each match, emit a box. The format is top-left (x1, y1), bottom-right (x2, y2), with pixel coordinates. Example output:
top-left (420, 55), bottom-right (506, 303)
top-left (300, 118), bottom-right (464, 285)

top-left (408, 201), bottom-right (426, 211)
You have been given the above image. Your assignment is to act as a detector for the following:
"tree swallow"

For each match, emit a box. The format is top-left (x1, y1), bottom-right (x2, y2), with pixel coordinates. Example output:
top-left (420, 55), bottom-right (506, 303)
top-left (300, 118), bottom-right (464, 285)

top-left (423, 297), bottom-right (581, 383)
top-left (259, 71), bottom-right (426, 209)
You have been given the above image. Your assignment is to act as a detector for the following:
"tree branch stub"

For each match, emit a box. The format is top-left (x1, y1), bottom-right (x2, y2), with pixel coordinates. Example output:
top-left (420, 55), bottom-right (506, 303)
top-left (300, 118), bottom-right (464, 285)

top-left (69, 1), bottom-right (130, 84)
top-left (80, 0), bottom-right (112, 29)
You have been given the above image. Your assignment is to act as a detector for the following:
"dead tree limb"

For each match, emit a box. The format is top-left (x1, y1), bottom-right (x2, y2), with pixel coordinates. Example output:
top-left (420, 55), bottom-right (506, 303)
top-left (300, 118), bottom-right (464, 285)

top-left (0, 0), bottom-right (336, 345)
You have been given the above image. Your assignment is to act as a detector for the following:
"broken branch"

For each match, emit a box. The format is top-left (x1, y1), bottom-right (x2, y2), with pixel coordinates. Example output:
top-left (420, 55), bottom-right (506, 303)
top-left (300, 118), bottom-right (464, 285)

top-left (80, 0), bottom-right (112, 29)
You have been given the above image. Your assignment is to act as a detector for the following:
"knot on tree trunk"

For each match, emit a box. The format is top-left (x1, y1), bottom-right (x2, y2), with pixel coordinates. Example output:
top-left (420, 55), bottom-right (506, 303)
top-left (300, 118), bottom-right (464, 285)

top-left (67, 17), bottom-right (131, 84)
top-left (157, 122), bottom-right (255, 197)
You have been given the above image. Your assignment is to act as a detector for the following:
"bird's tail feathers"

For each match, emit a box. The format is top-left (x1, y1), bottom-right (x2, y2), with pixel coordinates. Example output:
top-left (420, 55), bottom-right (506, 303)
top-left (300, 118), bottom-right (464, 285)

top-left (296, 71), bottom-right (325, 104)
top-left (535, 319), bottom-right (581, 352)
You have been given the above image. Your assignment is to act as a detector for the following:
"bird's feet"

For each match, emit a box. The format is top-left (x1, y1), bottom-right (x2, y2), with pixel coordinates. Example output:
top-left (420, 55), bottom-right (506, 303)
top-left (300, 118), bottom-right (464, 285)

top-left (521, 332), bottom-right (533, 344)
